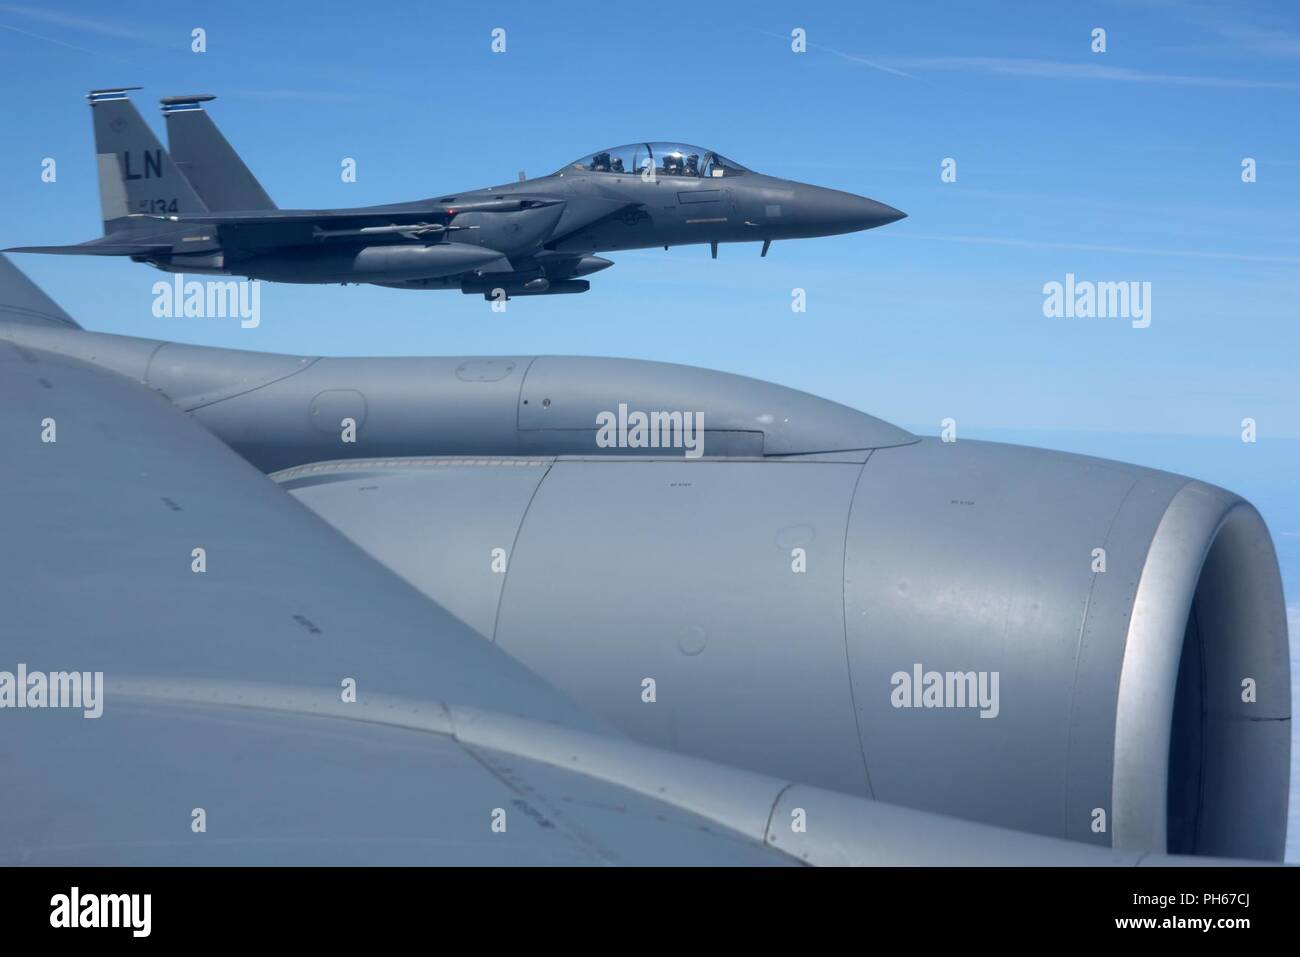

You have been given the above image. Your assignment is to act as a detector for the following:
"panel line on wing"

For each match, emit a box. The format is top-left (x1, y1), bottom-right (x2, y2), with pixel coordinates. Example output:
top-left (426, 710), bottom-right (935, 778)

top-left (109, 675), bottom-right (793, 856)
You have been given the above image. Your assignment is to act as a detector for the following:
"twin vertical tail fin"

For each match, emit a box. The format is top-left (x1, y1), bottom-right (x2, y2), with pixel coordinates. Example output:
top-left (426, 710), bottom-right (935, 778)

top-left (6, 89), bottom-right (274, 260)
top-left (162, 95), bottom-right (277, 212)
top-left (88, 88), bottom-right (208, 232)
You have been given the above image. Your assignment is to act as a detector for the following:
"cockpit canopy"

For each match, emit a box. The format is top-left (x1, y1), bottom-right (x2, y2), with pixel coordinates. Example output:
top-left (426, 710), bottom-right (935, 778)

top-left (559, 143), bottom-right (750, 178)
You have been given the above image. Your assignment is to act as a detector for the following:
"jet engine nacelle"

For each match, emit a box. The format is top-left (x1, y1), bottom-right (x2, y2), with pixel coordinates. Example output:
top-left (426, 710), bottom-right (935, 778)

top-left (277, 437), bottom-right (1290, 861)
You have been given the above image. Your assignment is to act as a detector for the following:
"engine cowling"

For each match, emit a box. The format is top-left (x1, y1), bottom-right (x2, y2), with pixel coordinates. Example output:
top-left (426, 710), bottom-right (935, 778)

top-left (276, 438), bottom-right (1288, 860)
top-left (840, 438), bottom-right (1289, 860)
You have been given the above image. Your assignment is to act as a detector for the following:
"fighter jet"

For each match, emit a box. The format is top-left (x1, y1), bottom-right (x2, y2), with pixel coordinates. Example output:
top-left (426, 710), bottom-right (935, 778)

top-left (0, 254), bottom-right (1289, 865)
top-left (6, 89), bottom-right (906, 299)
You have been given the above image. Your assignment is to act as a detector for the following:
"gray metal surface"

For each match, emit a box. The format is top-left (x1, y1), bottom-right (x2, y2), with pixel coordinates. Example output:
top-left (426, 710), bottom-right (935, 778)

top-left (0, 334), bottom-right (796, 865)
top-left (843, 439), bottom-right (1180, 840)
top-left (270, 440), bottom-right (1290, 861)
top-left (2, 324), bottom-right (915, 471)
top-left (279, 457), bottom-right (552, 638)
top-left (1113, 482), bottom-right (1291, 859)
top-left (163, 94), bottom-right (277, 213)
top-left (0, 255), bottom-right (1288, 864)
top-left (496, 458), bottom-right (873, 795)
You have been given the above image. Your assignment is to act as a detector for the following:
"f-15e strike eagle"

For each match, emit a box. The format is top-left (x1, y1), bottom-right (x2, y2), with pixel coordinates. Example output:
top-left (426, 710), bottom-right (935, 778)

top-left (0, 254), bottom-right (1288, 865)
top-left (5, 89), bottom-right (906, 298)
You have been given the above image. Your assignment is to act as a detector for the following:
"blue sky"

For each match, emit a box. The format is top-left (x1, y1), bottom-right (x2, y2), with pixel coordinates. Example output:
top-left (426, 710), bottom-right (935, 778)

top-left (2, 0), bottom-right (1299, 851)
top-left (0, 1), bottom-right (1295, 436)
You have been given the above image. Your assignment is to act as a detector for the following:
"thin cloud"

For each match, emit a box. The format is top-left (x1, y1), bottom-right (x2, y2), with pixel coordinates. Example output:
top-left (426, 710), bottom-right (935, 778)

top-left (881, 55), bottom-right (1300, 90)
top-left (889, 232), bottom-right (1300, 265)
top-left (750, 28), bottom-right (914, 79)
top-left (818, 45), bottom-right (915, 79)
top-left (0, 21), bottom-right (101, 55)
top-left (228, 88), bottom-right (367, 104)
top-left (0, 3), bottom-right (164, 43)
top-left (1158, 0), bottom-right (1300, 57)
top-left (756, 27), bottom-right (1297, 90)
top-left (1216, 25), bottom-right (1300, 56)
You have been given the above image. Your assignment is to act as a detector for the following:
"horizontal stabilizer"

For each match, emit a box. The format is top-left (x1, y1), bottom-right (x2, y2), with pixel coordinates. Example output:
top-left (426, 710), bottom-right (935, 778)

top-left (4, 242), bottom-right (172, 257)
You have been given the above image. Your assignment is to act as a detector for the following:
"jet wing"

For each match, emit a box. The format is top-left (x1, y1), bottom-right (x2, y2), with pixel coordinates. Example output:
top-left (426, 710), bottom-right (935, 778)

top-left (0, 336), bottom-right (805, 865)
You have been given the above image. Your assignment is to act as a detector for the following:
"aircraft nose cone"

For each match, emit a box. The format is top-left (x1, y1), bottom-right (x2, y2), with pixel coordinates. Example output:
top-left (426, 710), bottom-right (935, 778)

top-left (798, 186), bottom-right (906, 235)
top-left (861, 197), bottom-right (907, 228)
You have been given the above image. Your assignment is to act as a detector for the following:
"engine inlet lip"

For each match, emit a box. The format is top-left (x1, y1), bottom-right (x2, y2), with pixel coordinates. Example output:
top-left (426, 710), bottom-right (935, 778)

top-left (1111, 479), bottom-right (1291, 861)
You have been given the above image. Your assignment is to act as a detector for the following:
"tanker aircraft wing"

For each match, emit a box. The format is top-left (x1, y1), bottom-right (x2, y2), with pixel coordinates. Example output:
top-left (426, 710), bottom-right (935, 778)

top-left (0, 272), bottom-right (784, 865)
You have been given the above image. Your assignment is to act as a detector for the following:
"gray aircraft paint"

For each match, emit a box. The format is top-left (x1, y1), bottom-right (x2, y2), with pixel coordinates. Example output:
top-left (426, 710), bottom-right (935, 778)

top-left (162, 94), bottom-right (277, 212)
top-left (0, 255), bottom-right (1288, 863)
top-left (269, 443), bottom-right (1288, 861)
top-left (5, 92), bottom-right (905, 298)
top-left (88, 89), bottom-right (208, 226)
